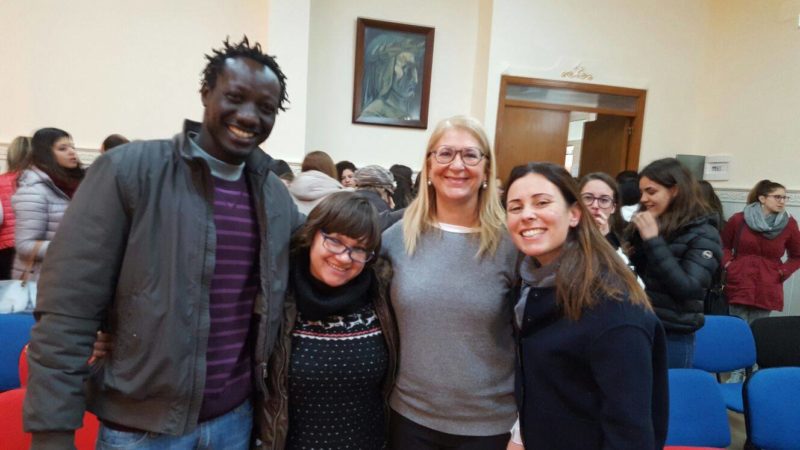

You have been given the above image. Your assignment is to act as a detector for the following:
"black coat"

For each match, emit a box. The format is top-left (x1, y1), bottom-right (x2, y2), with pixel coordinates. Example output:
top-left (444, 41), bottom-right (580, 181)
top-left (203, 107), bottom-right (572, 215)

top-left (515, 287), bottom-right (668, 450)
top-left (628, 215), bottom-right (722, 333)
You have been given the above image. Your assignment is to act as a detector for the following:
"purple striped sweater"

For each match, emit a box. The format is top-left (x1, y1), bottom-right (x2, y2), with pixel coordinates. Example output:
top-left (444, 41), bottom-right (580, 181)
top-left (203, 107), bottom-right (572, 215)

top-left (198, 175), bottom-right (260, 421)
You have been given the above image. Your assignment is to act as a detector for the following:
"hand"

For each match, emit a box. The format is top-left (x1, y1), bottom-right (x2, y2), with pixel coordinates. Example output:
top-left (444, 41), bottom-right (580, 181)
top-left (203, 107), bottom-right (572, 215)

top-left (87, 330), bottom-right (114, 365)
top-left (632, 211), bottom-right (659, 240)
top-left (592, 211), bottom-right (610, 236)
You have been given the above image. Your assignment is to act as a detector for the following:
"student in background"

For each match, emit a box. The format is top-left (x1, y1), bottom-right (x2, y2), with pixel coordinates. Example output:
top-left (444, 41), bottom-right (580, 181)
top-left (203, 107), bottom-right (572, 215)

top-left (0, 136), bottom-right (32, 279)
top-left (627, 158), bottom-right (721, 368)
top-left (337, 160), bottom-right (357, 188)
top-left (100, 134), bottom-right (129, 153)
top-left (290, 151), bottom-right (347, 214)
top-left (11, 128), bottom-right (84, 283)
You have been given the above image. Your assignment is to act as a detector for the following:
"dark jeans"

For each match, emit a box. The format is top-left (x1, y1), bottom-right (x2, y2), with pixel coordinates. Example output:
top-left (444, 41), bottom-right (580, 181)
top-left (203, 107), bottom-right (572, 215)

top-left (665, 332), bottom-right (696, 368)
top-left (388, 410), bottom-right (510, 450)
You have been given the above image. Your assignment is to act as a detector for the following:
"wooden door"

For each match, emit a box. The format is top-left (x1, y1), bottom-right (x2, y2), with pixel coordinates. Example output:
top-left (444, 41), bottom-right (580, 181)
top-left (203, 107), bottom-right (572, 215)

top-left (579, 115), bottom-right (631, 177)
top-left (495, 106), bottom-right (569, 183)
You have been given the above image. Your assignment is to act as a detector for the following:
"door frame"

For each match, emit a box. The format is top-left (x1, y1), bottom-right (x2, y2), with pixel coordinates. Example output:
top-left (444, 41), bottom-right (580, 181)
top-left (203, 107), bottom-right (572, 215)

top-left (494, 75), bottom-right (647, 170)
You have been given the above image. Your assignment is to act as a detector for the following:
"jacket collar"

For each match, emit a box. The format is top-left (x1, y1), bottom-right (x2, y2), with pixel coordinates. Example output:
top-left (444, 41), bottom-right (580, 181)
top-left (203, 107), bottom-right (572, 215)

top-left (176, 119), bottom-right (273, 177)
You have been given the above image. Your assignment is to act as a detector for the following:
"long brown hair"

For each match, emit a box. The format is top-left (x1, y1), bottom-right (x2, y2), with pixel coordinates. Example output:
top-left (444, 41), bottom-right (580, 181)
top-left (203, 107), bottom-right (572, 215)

top-left (506, 163), bottom-right (650, 320)
top-left (636, 157), bottom-right (710, 240)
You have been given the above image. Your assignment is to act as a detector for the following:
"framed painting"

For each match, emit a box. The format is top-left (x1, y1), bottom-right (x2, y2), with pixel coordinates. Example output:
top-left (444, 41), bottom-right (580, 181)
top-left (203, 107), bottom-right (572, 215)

top-left (352, 18), bottom-right (435, 129)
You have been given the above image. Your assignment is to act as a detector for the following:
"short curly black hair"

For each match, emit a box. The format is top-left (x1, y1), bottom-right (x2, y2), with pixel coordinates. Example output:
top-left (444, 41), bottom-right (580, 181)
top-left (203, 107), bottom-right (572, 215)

top-left (201, 36), bottom-right (289, 112)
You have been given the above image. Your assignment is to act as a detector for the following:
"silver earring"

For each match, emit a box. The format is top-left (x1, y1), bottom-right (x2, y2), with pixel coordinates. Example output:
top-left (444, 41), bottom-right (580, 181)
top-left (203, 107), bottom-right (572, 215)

top-left (427, 180), bottom-right (432, 186)
top-left (482, 181), bottom-right (488, 189)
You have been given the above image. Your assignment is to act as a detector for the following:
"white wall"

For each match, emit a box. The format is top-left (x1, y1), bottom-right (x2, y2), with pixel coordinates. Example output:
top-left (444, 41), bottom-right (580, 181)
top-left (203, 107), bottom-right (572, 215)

top-left (483, 0), bottom-right (713, 173)
top-left (0, 0), bottom-right (270, 150)
top-left (305, 0), bottom-right (485, 169)
top-left (264, 0), bottom-right (311, 162)
top-left (694, 0), bottom-right (800, 190)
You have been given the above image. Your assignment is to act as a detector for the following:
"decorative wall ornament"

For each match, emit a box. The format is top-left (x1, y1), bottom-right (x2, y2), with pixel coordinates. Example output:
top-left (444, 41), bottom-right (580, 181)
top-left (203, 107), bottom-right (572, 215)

top-left (561, 65), bottom-right (594, 81)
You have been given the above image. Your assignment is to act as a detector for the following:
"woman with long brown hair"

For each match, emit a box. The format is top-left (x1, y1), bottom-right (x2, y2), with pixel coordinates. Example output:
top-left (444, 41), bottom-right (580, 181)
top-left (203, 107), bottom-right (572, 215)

top-left (11, 127), bottom-right (84, 283)
top-left (627, 157), bottom-right (721, 368)
top-left (505, 162), bottom-right (667, 449)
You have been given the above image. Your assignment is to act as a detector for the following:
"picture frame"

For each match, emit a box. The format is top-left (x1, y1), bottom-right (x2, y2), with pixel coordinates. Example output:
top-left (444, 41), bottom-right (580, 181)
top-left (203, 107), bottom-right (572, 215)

top-left (352, 18), bottom-right (435, 129)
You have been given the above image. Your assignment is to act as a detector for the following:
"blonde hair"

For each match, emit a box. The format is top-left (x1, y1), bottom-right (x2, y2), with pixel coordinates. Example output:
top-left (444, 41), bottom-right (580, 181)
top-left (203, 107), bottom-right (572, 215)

top-left (6, 136), bottom-right (32, 173)
top-left (402, 115), bottom-right (505, 257)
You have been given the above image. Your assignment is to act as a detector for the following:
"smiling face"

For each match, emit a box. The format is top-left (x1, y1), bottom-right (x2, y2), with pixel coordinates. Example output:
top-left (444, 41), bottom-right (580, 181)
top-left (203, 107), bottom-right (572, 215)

top-left (506, 173), bottom-right (581, 265)
top-left (760, 188), bottom-right (787, 214)
top-left (428, 128), bottom-right (487, 211)
top-left (198, 57), bottom-right (281, 164)
top-left (309, 231), bottom-right (367, 287)
top-left (52, 137), bottom-right (79, 169)
top-left (639, 176), bottom-right (677, 219)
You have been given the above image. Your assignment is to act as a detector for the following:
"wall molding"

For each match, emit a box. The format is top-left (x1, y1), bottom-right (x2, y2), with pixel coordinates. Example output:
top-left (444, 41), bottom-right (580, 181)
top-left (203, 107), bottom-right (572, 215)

top-left (716, 187), bottom-right (800, 207)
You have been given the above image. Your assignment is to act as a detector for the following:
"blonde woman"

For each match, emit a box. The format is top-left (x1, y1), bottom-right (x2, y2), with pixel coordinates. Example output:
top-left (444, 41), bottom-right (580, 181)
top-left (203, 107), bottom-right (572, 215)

top-left (381, 116), bottom-right (518, 449)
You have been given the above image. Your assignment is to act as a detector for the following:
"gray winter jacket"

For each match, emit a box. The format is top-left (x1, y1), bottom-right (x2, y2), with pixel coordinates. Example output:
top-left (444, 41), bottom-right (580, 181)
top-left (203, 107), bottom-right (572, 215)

top-left (11, 168), bottom-right (71, 281)
top-left (23, 125), bottom-right (304, 449)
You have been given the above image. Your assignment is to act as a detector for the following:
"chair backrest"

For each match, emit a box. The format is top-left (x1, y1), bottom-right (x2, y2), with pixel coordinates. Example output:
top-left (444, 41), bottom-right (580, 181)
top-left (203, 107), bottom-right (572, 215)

top-left (0, 313), bottom-right (35, 391)
top-left (666, 369), bottom-right (731, 448)
top-left (750, 316), bottom-right (800, 368)
top-left (744, 367), bottom-right (800, 449)
top-left (0, 387), bottom-right (100, 450)
top-left (18, 344), bottom-right (28, 387)
top-left (0, 388), bottom-right (32, 449)
top-left (693, 315), bottom-right (756, 373)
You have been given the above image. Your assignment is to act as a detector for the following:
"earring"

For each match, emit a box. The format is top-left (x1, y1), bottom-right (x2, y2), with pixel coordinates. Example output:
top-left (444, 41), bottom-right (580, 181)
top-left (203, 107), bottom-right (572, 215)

top-left (482, 181), bottom-right (488, 189)
top-left (427, 180), bottom-right (432, 186)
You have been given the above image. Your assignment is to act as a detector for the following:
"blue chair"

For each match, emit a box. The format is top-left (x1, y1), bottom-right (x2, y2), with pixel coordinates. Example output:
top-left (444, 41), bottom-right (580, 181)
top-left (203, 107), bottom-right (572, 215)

top-left (743, 367), bottom-right (800, 450)
top-left (666, 369), bottom-right (731, 448)
top-left (0, 313), bottom-right (35, 391)
top-left (693, 315), bottom-right (756, 412)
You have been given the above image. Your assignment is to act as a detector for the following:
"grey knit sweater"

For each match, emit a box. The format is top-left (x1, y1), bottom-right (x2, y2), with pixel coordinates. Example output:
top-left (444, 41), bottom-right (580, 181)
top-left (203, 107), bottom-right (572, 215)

top-left (381, 221), bottom-right (518, 436)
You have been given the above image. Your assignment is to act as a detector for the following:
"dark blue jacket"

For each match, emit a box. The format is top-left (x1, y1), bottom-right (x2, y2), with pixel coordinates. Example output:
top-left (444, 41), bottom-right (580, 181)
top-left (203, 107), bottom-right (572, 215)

top-left (515, 286), bottom-right (668, 450)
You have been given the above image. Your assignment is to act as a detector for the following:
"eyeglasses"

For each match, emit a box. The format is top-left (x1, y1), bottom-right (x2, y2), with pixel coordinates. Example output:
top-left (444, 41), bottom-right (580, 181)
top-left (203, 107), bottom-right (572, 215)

top-left (767, 195), bottom-right (790, 202)
top-left (320, 231), bottom-right (374, 263)
top-left (580, 193), bottom-right (615, 209)
top-left (428, 146), bottom-right (486, 166)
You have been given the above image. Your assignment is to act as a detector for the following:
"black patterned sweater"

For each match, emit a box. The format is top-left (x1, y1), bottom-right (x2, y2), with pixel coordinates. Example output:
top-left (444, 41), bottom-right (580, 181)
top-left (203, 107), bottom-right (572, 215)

top-left (286, 303), bottom-right (388, 450)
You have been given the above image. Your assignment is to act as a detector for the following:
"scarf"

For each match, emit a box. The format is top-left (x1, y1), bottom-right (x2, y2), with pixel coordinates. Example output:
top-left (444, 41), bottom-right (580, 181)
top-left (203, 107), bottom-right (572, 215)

top-left (743, 202), bottom-right (790, 240)
top-left (514, 256), bottom-right (559, 328)
top-left (40, 166), bottom-right (83, 199)
top-left (290, 251), bottom-right (373, 321)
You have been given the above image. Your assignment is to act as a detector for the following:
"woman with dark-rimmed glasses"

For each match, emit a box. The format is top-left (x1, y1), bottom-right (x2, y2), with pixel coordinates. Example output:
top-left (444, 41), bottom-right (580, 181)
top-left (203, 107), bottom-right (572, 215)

top-left (382, 115), bottom-right (518, 449)
top-left (578, 172), bottom-right (624, 248)
top-left (723, 179), bottom-right (800, 324)
top-left (260, 191), bottom-right (399, 449)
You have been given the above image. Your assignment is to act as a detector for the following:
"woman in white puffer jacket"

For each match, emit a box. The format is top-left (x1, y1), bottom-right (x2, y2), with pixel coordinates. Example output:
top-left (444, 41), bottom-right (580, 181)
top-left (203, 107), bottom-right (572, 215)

top-left (11, 127), bottom-right (85, 282)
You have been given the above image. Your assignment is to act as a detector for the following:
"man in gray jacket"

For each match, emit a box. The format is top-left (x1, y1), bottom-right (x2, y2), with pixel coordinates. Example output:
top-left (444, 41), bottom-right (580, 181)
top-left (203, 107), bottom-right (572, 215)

top-left (23, 37), bottom-right (303, 449)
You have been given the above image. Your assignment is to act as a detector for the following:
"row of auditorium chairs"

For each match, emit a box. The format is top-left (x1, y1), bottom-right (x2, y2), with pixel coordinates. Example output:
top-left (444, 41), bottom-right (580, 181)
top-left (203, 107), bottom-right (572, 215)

top-left (666, 315), bottom-right (800, 449)
top-left (3, 313), bottom-right (798, 448)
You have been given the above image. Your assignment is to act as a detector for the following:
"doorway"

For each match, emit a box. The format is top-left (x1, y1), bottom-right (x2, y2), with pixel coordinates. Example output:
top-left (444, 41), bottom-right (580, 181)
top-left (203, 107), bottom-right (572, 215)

top-left (494, 76), bottom-right (646, 182)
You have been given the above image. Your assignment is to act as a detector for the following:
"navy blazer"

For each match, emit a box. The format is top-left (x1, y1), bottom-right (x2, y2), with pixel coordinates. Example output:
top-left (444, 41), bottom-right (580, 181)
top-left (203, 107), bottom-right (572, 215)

top-left (515, 286), bottom-right (668, 450)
